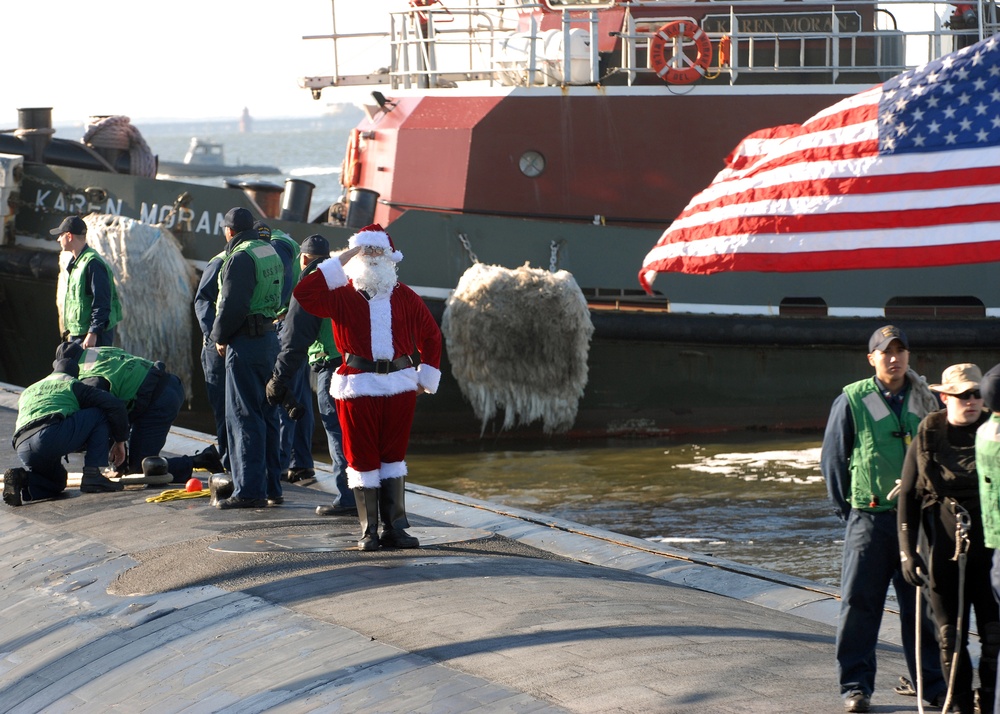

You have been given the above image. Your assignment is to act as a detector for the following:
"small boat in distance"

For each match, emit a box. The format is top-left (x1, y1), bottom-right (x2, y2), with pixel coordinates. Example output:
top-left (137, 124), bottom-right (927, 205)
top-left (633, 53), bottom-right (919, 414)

top-left (156, 137), bottom-right (279, 177)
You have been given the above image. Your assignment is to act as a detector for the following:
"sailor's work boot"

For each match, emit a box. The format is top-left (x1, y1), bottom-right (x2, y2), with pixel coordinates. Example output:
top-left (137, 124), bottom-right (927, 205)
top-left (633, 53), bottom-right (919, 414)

top-left (80, 466), bottom-right (124, 493)
top-left (192, 445), bottom-right (225, 473)
top-left (3, 467), bottom-right (28, 506)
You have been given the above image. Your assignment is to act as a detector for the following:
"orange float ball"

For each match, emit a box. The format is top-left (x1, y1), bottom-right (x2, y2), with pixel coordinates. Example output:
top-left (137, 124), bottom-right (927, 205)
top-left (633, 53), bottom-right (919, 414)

top-left (185, 478), bottom-right (203, 493)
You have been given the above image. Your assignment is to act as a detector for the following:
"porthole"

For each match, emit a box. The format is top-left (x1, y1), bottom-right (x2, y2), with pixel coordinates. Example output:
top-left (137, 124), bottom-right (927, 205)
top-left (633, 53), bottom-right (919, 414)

top-left (519, 150), bottom-right (545, 177)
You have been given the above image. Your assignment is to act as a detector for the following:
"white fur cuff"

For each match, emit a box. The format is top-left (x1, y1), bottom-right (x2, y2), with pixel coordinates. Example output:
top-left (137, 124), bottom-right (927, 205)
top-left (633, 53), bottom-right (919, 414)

top-left (347, 466), bottom-right (380, 489)
top-left (318, 256), bottom-right (348, 290)
top-left (380, 461), bottom-right (407, 480)
top-left (417, 364), bottom-right (441, 394)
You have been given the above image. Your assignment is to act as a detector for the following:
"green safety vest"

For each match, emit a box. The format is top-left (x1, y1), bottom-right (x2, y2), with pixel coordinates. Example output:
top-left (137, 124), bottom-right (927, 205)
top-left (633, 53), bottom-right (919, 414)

top-left (77, 347), bottom-right (152, 409)
top-left (844, 378), bottom-right (923, 512)
top-left (270, 229), bottom-right (302, 286)
top-left (63, 247), bottom-right (123, 336)
top-left (15, 372), bottom-right (79, 433)
top-left (307, 318), bottom-right (339, 366)
top-left (977, 414), bottom-right (1000, 549)
top-left (218, 238), bottom-right (284, 319)
top-left (270, 229), bottom-right (301, 316)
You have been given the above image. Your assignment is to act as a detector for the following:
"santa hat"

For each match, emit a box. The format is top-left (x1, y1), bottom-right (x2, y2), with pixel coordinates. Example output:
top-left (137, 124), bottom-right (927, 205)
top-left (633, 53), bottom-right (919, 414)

top-left (348, 223), bottom-right (403, 263)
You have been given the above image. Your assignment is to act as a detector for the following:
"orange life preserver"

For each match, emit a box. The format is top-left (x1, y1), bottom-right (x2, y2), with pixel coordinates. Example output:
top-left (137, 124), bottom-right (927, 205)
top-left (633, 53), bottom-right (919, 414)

top-left (648, 21), bottom-right (712, 85)
top-left (719, 34), bottom-right (732, 68)
top-left (341, 128), bottom-right (362, 189)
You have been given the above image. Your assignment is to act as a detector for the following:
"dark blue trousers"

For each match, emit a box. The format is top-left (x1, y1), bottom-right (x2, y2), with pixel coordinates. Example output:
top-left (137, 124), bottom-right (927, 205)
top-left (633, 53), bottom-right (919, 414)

top-left (201, 342), bottom-right (229, 470)
top-left (316, 368), bottom-right (352, 508)
top-left (68, 329), bottom-right (114, 347)
top-left (127, 373), bottom-right (185, 473)
top-left (224, 333), bottom-right (281, 501)
top-left (837, 509), bottom-right (946, 702)
top-left (16, 408), bottom-right (110, 500)
top-left (278, 361), bottom-right (315, 473)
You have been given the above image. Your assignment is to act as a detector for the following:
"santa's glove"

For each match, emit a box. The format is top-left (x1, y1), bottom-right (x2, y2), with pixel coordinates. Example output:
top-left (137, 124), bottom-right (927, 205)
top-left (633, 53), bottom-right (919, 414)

top-left (899, 547), bottom-right (928, 588)
top-left (265, 377), bottom-right (287, 406)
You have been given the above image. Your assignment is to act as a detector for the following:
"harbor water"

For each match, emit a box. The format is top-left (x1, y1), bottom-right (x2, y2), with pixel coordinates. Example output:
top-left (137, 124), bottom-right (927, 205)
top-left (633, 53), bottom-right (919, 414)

top-left (119, 115), bottom-right (846, 588)
top-left (406, 433), bottom-right (845, 587)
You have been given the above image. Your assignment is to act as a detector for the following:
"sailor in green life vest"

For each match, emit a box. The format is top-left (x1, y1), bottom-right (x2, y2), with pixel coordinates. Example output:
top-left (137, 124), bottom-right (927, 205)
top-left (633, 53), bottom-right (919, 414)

top-left (209, 207), bottom-right (283, 509)
top-left (266, 234), bottom-right (354, 516)
top-left (51, 215), bottom-right (122, 349)
top-left (4, 358), bottom-right (129, 506)
top-left (898, 363), bottom-right (999, 714)
top-left (55, 342), bottom-right (223, 482)
top-left (255, 221), bottom-right (301, 311)
top-left (254, 221), bottom-right (312, 484)
top-left (821, 325), bottom-right (946, 713)
top-left (977, 364), bottom-right (1000, 714)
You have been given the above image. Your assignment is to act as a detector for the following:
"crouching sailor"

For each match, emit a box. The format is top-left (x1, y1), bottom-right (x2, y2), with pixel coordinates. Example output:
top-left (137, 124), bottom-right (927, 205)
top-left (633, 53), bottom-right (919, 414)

top-left (54, 342), bottom-right (223, 482)
top-left (293, 224), bottom-right (441, 550)
top-left (5, 358), bottom-right (128, 506)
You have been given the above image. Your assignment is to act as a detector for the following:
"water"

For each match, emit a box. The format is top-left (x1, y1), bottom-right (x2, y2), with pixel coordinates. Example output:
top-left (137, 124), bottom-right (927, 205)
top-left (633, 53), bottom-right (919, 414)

top-left (406, 433), bottom-right (845, 587)
top-left (107, 114), bottom-right (847, 589)
top-left (128, 109), bottom-right (363, 218)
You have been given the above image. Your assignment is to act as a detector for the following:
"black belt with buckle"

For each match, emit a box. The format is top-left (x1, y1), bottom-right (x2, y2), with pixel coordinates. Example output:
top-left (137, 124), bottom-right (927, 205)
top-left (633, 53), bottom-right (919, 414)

top-left (344, 353), bottom-right (413, 374)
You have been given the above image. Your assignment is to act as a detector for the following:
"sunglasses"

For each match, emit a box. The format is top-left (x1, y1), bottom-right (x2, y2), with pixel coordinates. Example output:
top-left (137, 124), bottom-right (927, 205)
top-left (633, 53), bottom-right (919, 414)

top-left (951, 390), bottom-right (982, 400)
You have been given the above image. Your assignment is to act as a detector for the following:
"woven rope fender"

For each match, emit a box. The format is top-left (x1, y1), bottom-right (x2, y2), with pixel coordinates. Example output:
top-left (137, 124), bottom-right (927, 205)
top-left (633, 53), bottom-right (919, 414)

top-left (442, 262), bottom-right (594, 435)
top-left (57, 215), bottom-right (198, 402)
top-left (83, 115), bottom-right (157, 178)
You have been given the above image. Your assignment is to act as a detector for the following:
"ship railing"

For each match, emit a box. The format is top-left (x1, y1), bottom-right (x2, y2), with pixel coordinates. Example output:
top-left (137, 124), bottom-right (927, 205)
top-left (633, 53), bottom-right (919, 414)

top-left (381, 2), bottom-right (607, 89)
top-left (618, 0), bottom-right (999, 85)
top-left (301, 0), bottom-right (1000, 95)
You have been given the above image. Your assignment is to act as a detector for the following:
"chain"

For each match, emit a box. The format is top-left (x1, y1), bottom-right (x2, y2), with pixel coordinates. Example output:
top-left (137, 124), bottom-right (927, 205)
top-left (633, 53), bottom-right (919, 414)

top-left (549, 240), bottom-right (563, 273)
top-left (951, 500), bottom-right (972, 560)
top-left (458, 232), bottom-right (479, 265)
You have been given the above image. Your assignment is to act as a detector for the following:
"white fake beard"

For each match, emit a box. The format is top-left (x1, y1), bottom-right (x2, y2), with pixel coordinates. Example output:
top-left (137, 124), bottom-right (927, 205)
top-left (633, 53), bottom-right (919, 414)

top-left (345, 254), bottom-right (398, 295)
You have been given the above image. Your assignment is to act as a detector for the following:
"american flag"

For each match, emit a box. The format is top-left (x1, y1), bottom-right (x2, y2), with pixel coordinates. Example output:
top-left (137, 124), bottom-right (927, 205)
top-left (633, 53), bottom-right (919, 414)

top-left (639, 35), bottom-right (1000, 293)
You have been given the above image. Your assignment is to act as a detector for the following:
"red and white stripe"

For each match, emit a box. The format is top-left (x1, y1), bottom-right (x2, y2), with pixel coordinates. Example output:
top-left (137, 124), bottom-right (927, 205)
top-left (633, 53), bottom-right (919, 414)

top-left (639, 85), bottom-right (1000, 291)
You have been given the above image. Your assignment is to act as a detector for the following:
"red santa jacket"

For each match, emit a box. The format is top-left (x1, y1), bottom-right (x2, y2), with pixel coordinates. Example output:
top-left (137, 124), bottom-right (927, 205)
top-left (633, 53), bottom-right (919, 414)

top-left (293, 257), bottom-right (442, 399)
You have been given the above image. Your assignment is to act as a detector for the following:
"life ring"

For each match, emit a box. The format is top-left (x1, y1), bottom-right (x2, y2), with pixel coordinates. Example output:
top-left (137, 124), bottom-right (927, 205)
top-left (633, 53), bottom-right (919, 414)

top-left (648, 21), bottom-right (712, 85)
top-left (341, 128), bottom-right (362, 189)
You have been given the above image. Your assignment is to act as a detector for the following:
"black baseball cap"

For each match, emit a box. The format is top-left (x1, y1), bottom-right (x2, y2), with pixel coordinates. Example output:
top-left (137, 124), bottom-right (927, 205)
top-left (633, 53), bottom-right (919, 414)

top-left (253, 220), bottom-right (271, 240)
top-left (49, 215), bottom-right (87, 236)
top-left (224, 207), bottom-right (255, 233)
top-left (52, 358), bottom-right (80, 379)
top-left (868, 325), bottom-right (909, 353)
top-left (300, 234), bottom-right (330, 258)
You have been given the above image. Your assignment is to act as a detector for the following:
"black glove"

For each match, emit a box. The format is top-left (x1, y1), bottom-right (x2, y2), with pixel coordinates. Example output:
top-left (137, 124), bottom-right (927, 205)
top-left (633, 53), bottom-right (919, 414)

top-left (265, 377), bottom-right (287, 406)
top-left (899, 548), bottom-right (928, 588)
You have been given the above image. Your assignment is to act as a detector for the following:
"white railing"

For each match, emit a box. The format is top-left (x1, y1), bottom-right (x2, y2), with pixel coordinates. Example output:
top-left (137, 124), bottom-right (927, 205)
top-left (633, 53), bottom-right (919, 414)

top-left (300, 0), bottom-right (1000, 94)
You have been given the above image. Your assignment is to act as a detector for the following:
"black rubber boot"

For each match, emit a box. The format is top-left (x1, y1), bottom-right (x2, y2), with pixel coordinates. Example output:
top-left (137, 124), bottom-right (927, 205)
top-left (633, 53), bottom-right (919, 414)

top-left (378, 477), bottom-right (419, 549)
top-left (354, 487), bottom-right (380, 551)
top-left (80, 466), bottom-right (124, 493)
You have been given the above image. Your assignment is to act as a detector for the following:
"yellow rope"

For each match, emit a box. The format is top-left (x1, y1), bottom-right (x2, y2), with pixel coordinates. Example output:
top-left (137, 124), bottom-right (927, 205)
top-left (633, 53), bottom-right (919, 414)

top-left (145, 488), bottom-right (210, 503)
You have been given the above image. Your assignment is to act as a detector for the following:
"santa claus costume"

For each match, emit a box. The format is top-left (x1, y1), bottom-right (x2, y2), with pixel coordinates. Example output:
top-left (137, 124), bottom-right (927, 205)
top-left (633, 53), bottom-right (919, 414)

top-left (293, 224), bottom-right (441, 550)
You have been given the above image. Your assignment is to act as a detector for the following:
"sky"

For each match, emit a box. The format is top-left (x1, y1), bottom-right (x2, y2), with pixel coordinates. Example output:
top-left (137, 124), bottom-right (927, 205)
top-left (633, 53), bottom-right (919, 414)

top-left (1, 0), bottom-right (412, 126)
